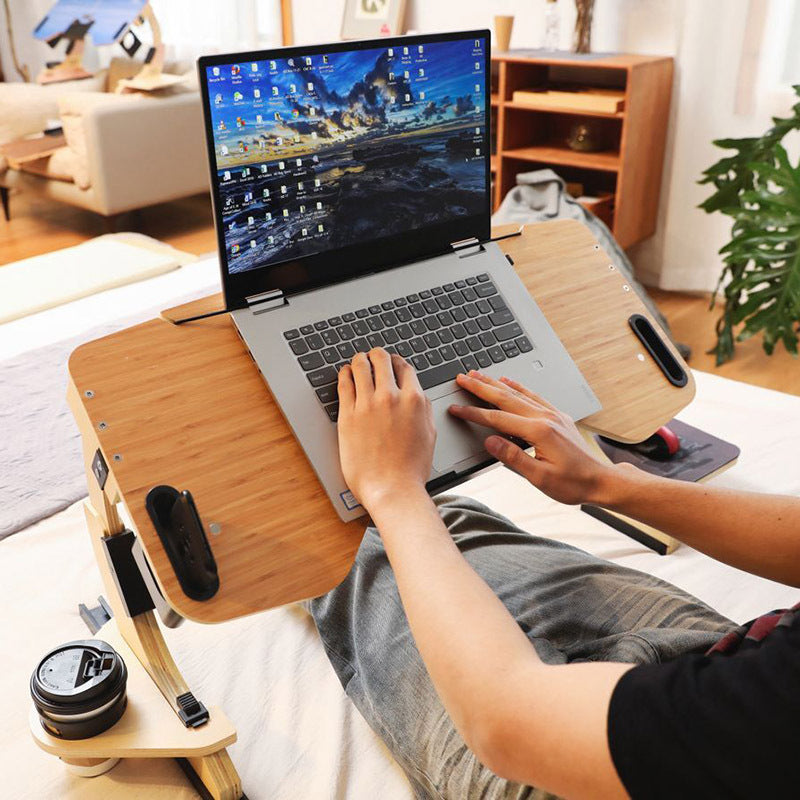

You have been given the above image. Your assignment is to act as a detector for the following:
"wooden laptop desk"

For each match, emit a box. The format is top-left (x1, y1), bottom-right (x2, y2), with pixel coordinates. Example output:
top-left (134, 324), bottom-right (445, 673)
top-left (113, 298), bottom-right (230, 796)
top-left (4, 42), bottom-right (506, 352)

top-left (56, 219), bottom-right (693, 797)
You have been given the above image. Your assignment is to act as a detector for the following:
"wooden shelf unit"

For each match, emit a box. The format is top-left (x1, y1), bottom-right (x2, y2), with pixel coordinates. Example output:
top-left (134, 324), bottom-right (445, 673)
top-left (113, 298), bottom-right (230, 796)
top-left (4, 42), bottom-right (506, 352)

top-left (491, 52), bottom-right (673, 249)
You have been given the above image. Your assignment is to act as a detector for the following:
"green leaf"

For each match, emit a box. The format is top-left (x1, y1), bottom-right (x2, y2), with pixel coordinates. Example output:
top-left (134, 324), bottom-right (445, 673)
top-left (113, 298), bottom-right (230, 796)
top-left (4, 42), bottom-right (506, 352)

top-left (699, 88), bottom-right (800, 363)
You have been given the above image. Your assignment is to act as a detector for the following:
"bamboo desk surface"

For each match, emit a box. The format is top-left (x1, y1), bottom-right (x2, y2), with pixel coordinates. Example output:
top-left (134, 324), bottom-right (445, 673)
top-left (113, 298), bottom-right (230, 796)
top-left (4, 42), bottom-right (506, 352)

top-left (68, 220), bottom-right (694, 623)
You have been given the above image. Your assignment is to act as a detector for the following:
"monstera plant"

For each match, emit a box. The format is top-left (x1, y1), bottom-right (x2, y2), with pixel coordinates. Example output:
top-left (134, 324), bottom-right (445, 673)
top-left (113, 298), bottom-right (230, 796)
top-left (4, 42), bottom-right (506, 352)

top-left (699, 85), bottom-right (800, 365)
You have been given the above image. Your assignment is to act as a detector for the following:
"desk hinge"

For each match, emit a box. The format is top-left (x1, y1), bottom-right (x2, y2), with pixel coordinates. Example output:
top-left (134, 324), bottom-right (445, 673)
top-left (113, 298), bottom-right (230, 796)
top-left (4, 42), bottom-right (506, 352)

top-left (246, 288), bottom-right (287, 315)
top-left (450, 237), bottom-right (484, 258)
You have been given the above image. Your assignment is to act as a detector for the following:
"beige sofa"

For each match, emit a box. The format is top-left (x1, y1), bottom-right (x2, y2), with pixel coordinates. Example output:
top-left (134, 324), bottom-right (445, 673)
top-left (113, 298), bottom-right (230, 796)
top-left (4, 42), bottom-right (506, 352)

top-left (0, 72), bottom-right (209, 223)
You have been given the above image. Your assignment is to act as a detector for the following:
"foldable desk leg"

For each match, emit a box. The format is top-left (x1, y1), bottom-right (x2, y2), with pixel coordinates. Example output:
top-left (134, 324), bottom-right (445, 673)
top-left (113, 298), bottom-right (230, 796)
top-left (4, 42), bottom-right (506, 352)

top-left (73, 416), bottom-right (242, 800)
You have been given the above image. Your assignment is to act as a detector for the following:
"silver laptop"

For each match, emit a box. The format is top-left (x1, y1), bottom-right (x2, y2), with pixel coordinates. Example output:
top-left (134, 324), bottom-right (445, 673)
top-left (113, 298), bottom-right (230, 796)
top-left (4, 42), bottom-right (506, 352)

top-left (198, 30), bottom-right (600, 522)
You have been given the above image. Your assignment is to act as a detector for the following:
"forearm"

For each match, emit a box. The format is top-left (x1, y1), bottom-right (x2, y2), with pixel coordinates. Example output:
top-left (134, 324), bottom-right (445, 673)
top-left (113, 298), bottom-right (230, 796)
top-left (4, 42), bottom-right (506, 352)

top-left (369, 487), bottom-right (543, 751)
top-left (369, 486), bottom-right (630, 797)
top-left (597, 466), bottom-right (800, 586)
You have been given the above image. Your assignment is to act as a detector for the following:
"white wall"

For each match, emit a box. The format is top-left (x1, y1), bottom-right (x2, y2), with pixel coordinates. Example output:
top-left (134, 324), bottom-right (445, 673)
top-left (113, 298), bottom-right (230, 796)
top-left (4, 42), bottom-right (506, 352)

top-left (294, 0), bottom-right (795, 293)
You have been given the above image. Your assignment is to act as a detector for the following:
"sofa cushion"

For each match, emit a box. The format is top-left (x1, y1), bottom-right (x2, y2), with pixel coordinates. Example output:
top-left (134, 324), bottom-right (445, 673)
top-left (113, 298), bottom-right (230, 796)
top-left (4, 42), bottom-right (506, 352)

top-left (57, 91), bottom-right (140, 189)
top-left (0, 73), bottom-right (107, 145)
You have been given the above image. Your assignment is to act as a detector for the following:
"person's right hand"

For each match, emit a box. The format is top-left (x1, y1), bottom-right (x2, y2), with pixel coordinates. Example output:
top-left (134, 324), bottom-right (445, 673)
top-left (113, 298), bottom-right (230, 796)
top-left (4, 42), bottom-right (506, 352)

top-left (448, 371), bottom-right (618, 506)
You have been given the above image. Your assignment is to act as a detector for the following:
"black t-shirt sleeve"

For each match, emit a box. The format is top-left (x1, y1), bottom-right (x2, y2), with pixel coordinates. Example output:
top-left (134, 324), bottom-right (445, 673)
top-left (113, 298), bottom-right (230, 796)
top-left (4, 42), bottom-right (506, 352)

top-left (607, 620), bottom-right (799, 799)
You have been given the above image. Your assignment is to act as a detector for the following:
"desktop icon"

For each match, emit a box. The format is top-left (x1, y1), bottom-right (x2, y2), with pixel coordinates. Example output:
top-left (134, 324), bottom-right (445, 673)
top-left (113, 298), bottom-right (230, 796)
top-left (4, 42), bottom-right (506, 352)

top-left (420, 91), bottom-right (425, 100)
top-left (250, 239), bottom-right (257, 248)
top-left (244, 191), bottom-right (253, 203)
top-left (231, 243), bottom-right (240, 253)
top-left (418, 68), bottom-right (424, 77)
top-left (287, 58), bottom-right (294, 66)
top-left (322, 55), bottom-right (329, 64)
top-left (214, 93), bottom-right (222, 104)
top-left (221, 144), bottom-right (229, 155)
top-left (316, 201), bottom-right (322, 209)
top-left (223, 170), bottom-right (231, 180)
top-left (305, 57), bottom-right (311, 65)
top-left (233, 90), bottom-right (243, 101)
top-left (318, 223), bottom-right (324, 232)
top-left (296, 158), bottom-right (302, 166)
top-left (266, 212), bottom-right (272, 220)
top-left (307, 82), bottom-right (314, 92)
top-left (279, 161), bottom-right (285, 169)
top-left (242, 167), bottom-right (250, 177)
top-left (272, 86), bottom-right (279, 95)
top-left (248, 216), bottom-right (255, 227)
top-left (388, 48), bottom-right (393, 57)
top-left (256, 114), bottom-right (263, 123)
top-left (419, 45), bottom-right (424, 53)
top-left (314, 178), bottom-right (321, 187)
top-left (218, 120), bottom-right (226, 131)
top-left (251, 63), bottom-right (258, 72)
top-left (254, 88), bottom-right (261, 99)
top-left (263, 188), bottom-right (270, 197)
top-left (300, 205), bottom-right (306, 213)
top-left (276, 137), bottom-right (283, 146)
top-left (270, 60), bottom-right (276, 70)
top-left (475, 83), bottom-right (480, 92)
top-left (290, 83), bottom-right (296, 93)
top-left (302, 227), bottom-right (308, 236)
top-left (403, 46), bottom-right (408, 55)
top-left (260, 164), bottom-right (268, 174)
top-left (229, 221), bottom-right (236, 230)
top-left (282, 208), bottom-right (289, 217)
top-left (231, 64), bottom-right (240, 75)
top-left (212, 66), bottom-right (220, 76)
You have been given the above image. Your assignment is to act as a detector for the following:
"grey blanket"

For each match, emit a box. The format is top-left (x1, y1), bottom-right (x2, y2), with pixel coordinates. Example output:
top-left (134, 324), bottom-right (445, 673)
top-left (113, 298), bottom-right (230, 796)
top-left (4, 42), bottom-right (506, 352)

top-left (491, 168), bottom-right (672, 334)
top-left (0, 287), bottom-right (214, 540)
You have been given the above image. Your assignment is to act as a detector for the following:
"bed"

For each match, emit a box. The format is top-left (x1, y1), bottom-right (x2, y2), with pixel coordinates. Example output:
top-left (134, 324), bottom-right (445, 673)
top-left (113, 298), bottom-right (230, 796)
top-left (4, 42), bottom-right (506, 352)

top-left (2, 254), bottom-right (798, 799)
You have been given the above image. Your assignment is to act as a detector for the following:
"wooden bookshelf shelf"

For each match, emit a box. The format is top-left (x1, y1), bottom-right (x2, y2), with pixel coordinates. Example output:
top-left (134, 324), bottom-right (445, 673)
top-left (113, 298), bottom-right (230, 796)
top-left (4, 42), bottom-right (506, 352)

top-left (505, 101), bottom-right (625, 119)
top-left (503, 145), bottom-right (620, 172)
top-left (491, 53), bottom-right (673, 249)
top-left (490, 154), bottom-right (498, 173)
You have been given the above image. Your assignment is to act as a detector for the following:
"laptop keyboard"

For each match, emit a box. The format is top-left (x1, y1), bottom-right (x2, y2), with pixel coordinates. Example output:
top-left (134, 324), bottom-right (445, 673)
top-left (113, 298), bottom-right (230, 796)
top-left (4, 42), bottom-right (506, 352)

top-left (282, 273), bottom-right (532, 422)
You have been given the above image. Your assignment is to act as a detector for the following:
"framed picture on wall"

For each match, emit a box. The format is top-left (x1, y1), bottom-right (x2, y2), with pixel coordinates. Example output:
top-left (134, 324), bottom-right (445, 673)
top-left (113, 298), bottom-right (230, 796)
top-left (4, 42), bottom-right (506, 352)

top-left (341, 0), bottom-right (407, 39)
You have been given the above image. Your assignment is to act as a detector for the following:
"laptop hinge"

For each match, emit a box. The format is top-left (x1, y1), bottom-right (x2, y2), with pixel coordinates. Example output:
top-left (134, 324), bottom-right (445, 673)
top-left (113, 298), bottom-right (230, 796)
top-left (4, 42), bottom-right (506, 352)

top-left (246, 288), bottom-right (287, 315)
top-left (450, 237), bottom-right (484, 258)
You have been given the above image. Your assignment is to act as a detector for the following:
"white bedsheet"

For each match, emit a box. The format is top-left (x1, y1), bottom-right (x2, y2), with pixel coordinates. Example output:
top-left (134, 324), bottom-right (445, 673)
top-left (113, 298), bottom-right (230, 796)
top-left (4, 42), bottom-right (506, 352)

top-left (2, 259), bottom-right (799, 799)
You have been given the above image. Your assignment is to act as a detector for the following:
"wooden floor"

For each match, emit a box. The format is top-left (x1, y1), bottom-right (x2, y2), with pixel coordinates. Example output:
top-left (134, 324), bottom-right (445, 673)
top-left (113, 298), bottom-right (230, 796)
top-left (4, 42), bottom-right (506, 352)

top-left (1, 189), bottom-right (798, 396)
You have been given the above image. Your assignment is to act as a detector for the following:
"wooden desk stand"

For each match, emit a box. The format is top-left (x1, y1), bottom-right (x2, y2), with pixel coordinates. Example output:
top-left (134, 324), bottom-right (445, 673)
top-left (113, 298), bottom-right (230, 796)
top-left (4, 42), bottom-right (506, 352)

top-left (52, 220), bottom-right (693, 797)
top-left (30, 382), bottom-right (243, 799)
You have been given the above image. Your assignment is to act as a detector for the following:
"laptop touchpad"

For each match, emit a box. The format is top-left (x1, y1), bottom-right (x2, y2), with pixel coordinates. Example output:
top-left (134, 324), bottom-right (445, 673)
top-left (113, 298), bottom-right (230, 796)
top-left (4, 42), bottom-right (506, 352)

top-left (431, 390), bottom-right (494, 472)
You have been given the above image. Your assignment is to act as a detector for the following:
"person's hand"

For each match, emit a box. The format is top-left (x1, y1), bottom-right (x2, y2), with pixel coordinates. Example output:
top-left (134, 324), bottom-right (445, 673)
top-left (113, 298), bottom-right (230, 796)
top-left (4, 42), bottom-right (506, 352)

top-left (448, 371), bottom-right (616, 506)
top-left (337, 348), bottom-right (436, 511)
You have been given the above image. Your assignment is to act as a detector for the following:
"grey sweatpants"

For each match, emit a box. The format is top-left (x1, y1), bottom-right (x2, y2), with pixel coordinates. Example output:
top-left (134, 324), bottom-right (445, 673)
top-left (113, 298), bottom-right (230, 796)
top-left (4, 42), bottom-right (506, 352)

top-left (309, 496), bottom-right (733, 799)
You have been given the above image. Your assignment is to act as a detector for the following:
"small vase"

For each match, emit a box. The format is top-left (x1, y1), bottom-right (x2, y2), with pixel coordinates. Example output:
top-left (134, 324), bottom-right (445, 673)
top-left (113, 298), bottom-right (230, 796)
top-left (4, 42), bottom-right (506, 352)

top-left (573, 0), bottom-right (595, 54)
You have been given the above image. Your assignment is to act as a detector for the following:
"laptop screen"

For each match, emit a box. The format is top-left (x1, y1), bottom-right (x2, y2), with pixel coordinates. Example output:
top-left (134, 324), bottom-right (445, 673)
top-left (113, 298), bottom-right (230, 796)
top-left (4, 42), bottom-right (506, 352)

top-left (199, 31), bottom-right (490, 303)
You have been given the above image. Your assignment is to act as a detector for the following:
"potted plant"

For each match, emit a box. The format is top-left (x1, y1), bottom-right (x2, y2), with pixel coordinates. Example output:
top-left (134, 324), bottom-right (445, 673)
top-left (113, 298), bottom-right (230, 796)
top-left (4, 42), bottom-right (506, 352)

top-left (698, 85), bottom-right (800, 365)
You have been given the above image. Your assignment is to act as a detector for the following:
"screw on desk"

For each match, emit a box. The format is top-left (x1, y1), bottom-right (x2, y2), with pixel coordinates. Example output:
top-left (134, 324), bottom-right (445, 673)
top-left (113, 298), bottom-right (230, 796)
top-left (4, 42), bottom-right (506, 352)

top-left (622, 284), bottom-right (630, 292)
top-left (98, 421), bottom-right (108, 430)
top-left (608, 265), bottom-right (615, 270)
top-left (85, 390), bottom-right (95, 398)
top-left (209, 523), bottom-right (222, 536)
top-left (113, 454), bottom-right (123, 462)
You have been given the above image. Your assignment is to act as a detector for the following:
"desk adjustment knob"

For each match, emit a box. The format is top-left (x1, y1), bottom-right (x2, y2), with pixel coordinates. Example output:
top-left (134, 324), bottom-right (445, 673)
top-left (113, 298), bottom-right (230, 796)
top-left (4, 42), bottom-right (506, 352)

top-left (145, 486), bottom-right (220, 602)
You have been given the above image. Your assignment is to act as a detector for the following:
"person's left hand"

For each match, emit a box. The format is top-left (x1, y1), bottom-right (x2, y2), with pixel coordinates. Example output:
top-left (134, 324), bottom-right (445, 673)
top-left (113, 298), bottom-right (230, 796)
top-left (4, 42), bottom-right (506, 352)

top-left (337, 348), bottom-right (436, 511)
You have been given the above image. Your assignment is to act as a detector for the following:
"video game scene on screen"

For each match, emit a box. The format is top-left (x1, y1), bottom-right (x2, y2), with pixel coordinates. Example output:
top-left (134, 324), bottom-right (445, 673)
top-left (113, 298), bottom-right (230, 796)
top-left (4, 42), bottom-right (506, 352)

top-left (206, 37), bottom-right (487, 274)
